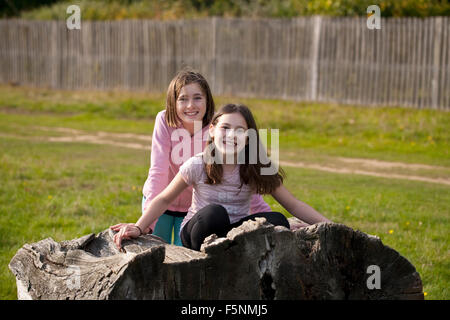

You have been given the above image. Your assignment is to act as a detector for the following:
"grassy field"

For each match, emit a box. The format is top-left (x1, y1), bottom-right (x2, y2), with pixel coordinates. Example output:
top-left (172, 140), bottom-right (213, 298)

top-left (0, 85), bottom-right (448, 299)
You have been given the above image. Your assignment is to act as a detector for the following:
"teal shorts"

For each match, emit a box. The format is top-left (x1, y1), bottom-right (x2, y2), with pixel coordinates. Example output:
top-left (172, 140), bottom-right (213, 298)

top-left (142, 195), bottom-right (186, 246)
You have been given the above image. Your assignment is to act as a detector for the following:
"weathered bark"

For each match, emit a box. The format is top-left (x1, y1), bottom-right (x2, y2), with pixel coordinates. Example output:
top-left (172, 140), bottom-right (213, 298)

top-left (9, 219), bottom-right (423, 300)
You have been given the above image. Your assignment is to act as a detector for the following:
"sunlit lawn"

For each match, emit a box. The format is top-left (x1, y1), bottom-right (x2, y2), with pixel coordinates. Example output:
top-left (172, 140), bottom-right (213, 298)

top-left (0, 85), bottom-right (448, 299)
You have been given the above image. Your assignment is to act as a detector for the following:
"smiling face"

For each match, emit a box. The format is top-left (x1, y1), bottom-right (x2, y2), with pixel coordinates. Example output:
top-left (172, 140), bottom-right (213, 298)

top-left (209, 112), bottom-right (248, 156)
top-left (175, 82), bottom-right (207, 128)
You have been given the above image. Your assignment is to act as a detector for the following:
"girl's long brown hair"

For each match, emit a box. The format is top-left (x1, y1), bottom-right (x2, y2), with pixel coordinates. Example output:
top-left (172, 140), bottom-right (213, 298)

top-left (204, 104), bottom-right (285, 195)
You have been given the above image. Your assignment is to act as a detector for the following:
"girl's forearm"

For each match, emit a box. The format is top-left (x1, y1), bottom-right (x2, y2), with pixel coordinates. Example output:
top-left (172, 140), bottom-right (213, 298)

top-left (291, 200), bottom-right (331, 225)
top-left (135, 195), bottom-right (169, 231)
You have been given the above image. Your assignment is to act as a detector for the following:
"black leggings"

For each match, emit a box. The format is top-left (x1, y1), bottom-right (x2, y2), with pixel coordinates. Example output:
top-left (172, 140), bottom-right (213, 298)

top-left (180, 204), bottom-right (290, 251)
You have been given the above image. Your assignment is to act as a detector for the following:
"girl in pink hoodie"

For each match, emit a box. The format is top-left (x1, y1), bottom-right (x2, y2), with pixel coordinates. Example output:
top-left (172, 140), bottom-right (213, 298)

top-left (141, 69), bottom-right (272, 246)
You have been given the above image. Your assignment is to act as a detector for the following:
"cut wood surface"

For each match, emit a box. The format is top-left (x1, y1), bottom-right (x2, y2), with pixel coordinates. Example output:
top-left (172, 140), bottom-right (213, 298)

top-left (9, 218), bottom-right (423, 300)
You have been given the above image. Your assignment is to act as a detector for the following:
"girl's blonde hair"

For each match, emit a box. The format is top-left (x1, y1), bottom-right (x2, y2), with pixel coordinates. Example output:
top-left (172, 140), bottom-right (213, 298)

top-left (204, 103), bottom-right (285, 195)
top-left (165, 68), bottom-right (215, 128)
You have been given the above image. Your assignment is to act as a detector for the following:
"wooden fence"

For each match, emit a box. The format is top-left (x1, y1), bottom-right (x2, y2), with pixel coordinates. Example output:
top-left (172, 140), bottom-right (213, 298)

top-left (0, 17), bottom-right (449, 110)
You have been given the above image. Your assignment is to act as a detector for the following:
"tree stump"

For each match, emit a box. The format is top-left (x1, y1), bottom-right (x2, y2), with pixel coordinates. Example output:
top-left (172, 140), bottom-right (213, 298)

top-left (9, 219), bottom-right (423, 300)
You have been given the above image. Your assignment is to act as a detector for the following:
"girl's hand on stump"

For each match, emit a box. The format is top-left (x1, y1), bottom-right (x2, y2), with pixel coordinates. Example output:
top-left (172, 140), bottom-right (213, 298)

top-left (289, 219), bottom-right (310, 231)
top-left (110, 223), bottom-right (142, 250)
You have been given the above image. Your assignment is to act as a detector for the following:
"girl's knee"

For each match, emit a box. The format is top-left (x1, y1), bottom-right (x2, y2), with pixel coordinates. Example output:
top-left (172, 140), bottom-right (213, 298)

top-left (267, 212), bottom-right (290, 229)
top-left (205, 203), bottom-right (227, 214)
top-left (198, 204), bottom-right (229, 222)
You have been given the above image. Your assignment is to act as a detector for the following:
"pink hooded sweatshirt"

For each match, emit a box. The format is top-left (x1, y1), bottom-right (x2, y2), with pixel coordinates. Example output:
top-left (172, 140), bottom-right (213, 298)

top-left (142, 110), bottom-right (272, 231)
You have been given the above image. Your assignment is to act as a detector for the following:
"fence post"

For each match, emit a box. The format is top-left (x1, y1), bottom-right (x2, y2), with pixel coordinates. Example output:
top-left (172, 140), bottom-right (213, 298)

top-left (431, 17), bottom-right (442, 109)
top-left (310, 16), bottom-right (322, 101)
top-left (211, 16), bottom-right (217, 93)
top-left (50, 21), bottom-right (58, 89)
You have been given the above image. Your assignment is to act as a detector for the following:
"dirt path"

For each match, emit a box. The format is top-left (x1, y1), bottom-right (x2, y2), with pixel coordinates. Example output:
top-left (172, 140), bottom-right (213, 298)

top-left (279, 160), bottom-right (450, 186)
top-left (3, 126), bottom-right (449, 186)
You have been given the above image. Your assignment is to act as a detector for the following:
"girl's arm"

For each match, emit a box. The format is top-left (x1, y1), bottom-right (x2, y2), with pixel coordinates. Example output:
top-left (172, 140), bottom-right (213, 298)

top-left (111, 173), bottom-right (188, 249)
top-left (142, 111), bottom-right (172, 232)
top-left (271, 184), bottom-right (331, 225)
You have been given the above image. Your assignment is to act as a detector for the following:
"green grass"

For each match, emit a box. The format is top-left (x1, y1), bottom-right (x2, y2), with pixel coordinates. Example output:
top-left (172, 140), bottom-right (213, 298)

top-left (0, 85), bottom-right (448, 299)
top-left (1, 85), bottom-right (448, 166)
